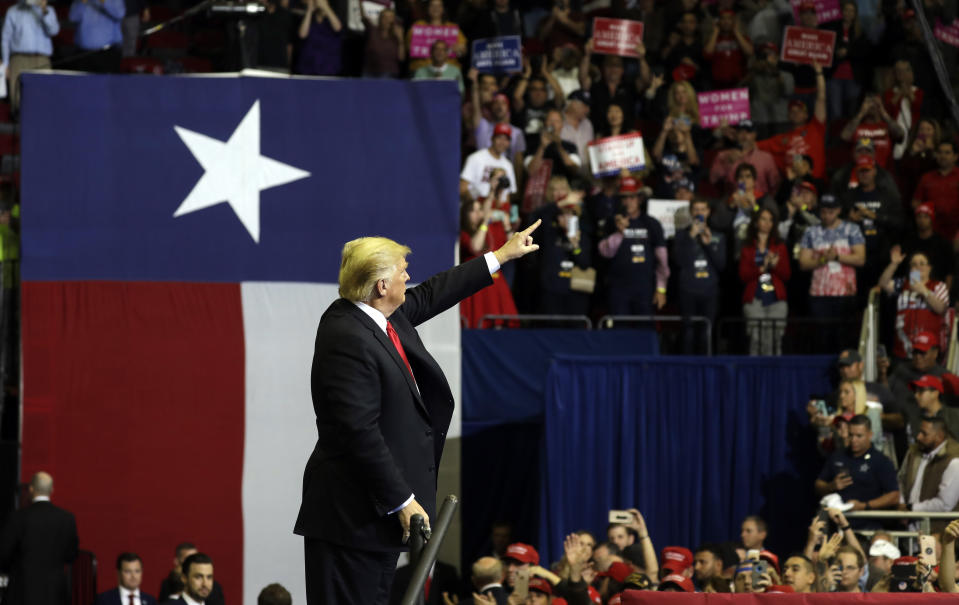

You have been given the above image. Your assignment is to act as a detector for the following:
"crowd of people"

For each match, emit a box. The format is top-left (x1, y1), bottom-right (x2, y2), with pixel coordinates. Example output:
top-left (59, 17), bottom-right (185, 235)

top-left (412, 511), bottom-right (959, 603)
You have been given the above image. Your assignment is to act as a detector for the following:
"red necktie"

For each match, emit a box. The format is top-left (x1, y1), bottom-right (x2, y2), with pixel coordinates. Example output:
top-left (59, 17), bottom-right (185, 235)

top-left (386, 321), bottom-right (415, 381)
top-left (129, 594), bottom-right (136, 605)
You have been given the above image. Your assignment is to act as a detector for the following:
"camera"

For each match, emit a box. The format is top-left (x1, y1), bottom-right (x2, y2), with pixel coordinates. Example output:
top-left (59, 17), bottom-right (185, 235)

top-left (497, 175), bottom-right (510, 191)
top-left (751, 560), bottom-right (769, 587)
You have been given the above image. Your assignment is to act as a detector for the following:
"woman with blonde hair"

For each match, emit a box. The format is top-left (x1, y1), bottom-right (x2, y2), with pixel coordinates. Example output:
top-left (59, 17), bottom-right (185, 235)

top-left (667, 80), bottom-right (700, 124)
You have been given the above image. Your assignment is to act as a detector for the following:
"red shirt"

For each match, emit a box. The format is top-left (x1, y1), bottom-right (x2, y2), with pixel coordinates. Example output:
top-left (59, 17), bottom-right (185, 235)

top-left (914, 166), bottom-right (959, 240)
top-left (704, 33), bottom-right (747, 88)
top-left (854, 121), bottom-right (893, 169)
top-left (757, 117), bottom-right (826, 179)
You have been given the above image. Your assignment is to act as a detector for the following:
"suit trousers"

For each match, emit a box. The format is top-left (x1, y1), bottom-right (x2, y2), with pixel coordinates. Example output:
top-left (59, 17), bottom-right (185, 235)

top-left (304, 537), bottom-right (399, 605)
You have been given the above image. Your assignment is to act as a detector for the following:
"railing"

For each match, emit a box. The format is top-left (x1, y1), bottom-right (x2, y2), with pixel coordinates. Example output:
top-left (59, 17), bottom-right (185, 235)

top-left (715, 317), bottom-right (862, 355)
top-left (860, 289), bottom-right (880, 382)
top-left (844, 511), bottom-right (959, 552)
top-left (400, 495), bottom-right (459, 605)
top-left (477, 314), bottom-right (592, 330)
top-left (598, 315), bottom-right (712, 356)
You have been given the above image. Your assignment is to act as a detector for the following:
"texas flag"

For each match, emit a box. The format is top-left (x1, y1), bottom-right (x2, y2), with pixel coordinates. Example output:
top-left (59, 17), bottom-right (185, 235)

top-left (19, 73), bottom-right (460, 603)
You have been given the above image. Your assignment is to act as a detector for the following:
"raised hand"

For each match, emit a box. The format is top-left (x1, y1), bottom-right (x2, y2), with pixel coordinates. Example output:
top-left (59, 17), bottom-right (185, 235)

top-left (494, 219), bottom-right (542, 264)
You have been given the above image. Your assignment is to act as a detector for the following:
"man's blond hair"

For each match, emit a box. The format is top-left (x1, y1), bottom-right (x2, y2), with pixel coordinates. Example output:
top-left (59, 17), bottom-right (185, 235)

top-left (338, 237), bottom-right (411, 302)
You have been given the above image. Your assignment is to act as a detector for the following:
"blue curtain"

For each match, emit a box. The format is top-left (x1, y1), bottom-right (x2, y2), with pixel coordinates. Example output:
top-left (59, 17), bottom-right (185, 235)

top-left (538, 355), bottom-right (834, 563)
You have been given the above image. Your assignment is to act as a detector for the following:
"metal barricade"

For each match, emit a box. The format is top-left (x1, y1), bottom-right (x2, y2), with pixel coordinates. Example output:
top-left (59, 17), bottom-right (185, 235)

top-left (716, 316), bottom-right (862, 355)
top-left (597, 315), bottom-right (712, 356)
top-left (844, 511), bottom-right (959, 553)
top-left (477, 314), bottom-right (592, 330)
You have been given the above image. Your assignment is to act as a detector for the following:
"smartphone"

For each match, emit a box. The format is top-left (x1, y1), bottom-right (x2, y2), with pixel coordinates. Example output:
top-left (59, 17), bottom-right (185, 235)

top-left (609, 510), bottom-right (633, 524)
top-left (919, 535), bottom-right (936, 568)
top-left (910, 269), bottom-right (921, 284)
top-left (752, 560), bottom-right (769, 587)
top-left (877, 344), bottom-right (887, 360)
top-left (567, 214), bottom-right (579, 239)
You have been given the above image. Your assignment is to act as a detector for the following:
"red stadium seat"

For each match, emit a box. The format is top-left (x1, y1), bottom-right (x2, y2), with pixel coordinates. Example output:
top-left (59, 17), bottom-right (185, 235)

top-left (120, 57), bottom-right (164, 75)
top-left (145, 29), bottom-right (190, 51)
top-left (54, 27), bottom-right (75, 47)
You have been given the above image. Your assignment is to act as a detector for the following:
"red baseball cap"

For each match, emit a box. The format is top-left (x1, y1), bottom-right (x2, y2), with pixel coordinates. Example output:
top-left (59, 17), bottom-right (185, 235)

top-left (799, 1), bottom-right (816, 12)
top-left (912, 331), bottom-right (939, 352)
top-left (856, 155), bottom-right (876, 170)
top-left (797, 180), bottom-right (818, 196)
top-left (915, 203), bottom-right (935, 218)
top-left (608, 594), bottom-right (623, 605)
top-left (661, 546), bottom-right (693, 573)
top-left (619, 176), bottom-right (641, 195)
top-left (760, 42), bottom-right (778, 54)
top-left (492, 93), bottom-right (510, 108)
top-left (941, 373), bottom-right (959, 396)
top-left (528, 577), bottom-right (553, 595)
top-left (903, 8), bottom-right (916, 20)
top-left (719, 9), bottom-right (735, 16)
top-left (912, 374), bottom-right (943, 393)
top-left (759, 550), bottom-right (780, 574)
top-left (599, 561), bottom-right (633, 583)
top-left (788, 98), bottom-right (807, 111)
top-left (766, 585), bottom-right (795, 593)
top-left (492, 122), bottom-right (512, 139)
top-left (672, 64), bottom-right (697, 82)
top-left (587, 586), bottom-right (602, 604)
top-left (659, 573), bottom-right (695, 592)
top-left (894, 555), bottom-right (918, 568)
top-left (504, 542), bottom-right (539, 564)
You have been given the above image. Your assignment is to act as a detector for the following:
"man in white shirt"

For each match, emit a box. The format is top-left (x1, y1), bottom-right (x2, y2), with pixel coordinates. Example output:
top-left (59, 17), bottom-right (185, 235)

top-left (460, 123), bottom-right (518, 201)
top-left (170, 553), bottom-right (214, 605)
top-left (95, 553), bottom-right (159, 605)
top-left (898, 416), bottom-right (959, 532)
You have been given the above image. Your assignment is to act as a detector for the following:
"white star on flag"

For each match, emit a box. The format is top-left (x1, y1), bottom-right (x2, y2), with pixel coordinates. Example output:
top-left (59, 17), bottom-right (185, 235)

top-left (173, 100), bottom-right (310, 243)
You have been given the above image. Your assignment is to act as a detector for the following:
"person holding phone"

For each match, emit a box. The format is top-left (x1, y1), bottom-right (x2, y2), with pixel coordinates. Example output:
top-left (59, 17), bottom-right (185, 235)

top-left (814, 415), bottom-right (900, 529)
top-left (674, 198), bottom-right (725, 354)
top-left (878, 248), bottom-right (949, 361)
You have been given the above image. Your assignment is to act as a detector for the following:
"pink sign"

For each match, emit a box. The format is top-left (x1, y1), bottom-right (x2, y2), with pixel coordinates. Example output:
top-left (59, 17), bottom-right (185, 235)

top-left (697, 88), bottom-right (751, 128)
top-left (781, 26), bottom-right (836, 67)
top-left (409, 24), bottom-right (460, 59)
top-left (790, 0), bottom-right (841, 24)
top-left (934, 18), bottom-right (959, 48)
top-left (592, 17), bottom-right (644, 57)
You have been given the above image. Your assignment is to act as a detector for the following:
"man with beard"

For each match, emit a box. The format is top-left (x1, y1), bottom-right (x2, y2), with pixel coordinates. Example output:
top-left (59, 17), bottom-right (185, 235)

top-left (898, 416), bottom-right (959, 533)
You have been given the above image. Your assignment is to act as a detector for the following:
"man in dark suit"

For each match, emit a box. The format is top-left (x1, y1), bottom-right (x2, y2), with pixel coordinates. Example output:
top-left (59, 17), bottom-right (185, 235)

top-left (95, 552), bottom-right (159, 605)
top-left (460, 557), bottom-right (508, 605)
top-left (165, 553), bottom-right (214, 605)
top-left (294, 223), bottom-right (541, 604)
top-left (0, 472), bottom-right (79, 605)
top-left (158, 543), bottom-right (224, 605)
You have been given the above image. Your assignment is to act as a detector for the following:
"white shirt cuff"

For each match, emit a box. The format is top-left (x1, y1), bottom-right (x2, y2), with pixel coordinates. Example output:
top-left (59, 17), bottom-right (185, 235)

top-left (484, 251), bottom-right (501, 274)
top-left (388, 493), bottom-right (415, 515)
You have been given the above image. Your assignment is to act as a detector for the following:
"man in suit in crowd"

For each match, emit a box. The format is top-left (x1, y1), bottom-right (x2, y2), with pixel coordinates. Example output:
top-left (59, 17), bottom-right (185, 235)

top-left (158, 543), bottom-right (224, 605)
top-left (0, 471), bottom-right (78, 605)
top-left (462, 557), bottom-right (508, 605)
top-left (96, 552), bottom-right (159, 605)
top-left (294, 223), bottom-right (541, 604)
top-left (166, 553), bottom-right (214, 605)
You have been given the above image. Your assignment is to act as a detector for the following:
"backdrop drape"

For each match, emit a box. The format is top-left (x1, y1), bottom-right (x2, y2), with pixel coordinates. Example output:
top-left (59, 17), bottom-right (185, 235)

top-left (539, 355), bottom-right (834, 562)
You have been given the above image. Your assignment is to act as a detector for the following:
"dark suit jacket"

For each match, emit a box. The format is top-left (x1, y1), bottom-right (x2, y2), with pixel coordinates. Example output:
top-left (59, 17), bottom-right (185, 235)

top-left (158, 576), bottom-right (224, 605)
top-left (388, 560), bottom-right (461, 605)
top-left (460, 585), bottom-right (508, 605)
top-left (0, 500), bottom-right (79, 605)
top-left (294, 256), bottom-right (492, 551)
top-left (95, 588), bottom-right (159, 605)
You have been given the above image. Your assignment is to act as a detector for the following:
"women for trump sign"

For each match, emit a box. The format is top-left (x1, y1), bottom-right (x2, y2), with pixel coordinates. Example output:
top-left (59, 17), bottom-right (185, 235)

top-left (697, 88), bottom-right (750, 128)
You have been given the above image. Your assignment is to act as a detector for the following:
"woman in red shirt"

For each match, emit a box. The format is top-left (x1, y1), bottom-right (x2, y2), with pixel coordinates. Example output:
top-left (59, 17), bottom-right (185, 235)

top-left (878, 247), bottom-right (950, 360)
top-left (458, 194), bottom-right (518, 329)
top-left (739, 207), bottom-right (791, 355)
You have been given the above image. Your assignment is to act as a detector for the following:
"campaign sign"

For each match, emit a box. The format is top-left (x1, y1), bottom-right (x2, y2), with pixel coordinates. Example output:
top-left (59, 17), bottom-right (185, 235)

top-left (409, 24), bottom-right (460, 59)
top-left (361, 0), bottom-right (391, 22)
top-left (697, 88), bottom-right (750, 128)
top-left (647, 200), bottom-right (690, 239)
top-left (472, 36), bottom-right (523, 73)
top-left (587, 133), bottom-right (645, 177)
top-left (592, 17), bottom-right (644, 57)
top-left (781, 26), bottom-right (836, 67)
top-left (790, 0), bottom-right (840, 24)
top-left (934, 18), bottom-right (959, 48)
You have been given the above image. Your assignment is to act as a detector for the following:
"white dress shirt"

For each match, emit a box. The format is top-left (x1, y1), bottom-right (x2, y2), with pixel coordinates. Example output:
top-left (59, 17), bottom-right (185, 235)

top-left (909, 441), bottom-right (959, 512)
top-left (181, 592), bottom-right (203, 605)
top-left (119, 587), bottom-right (142, 605)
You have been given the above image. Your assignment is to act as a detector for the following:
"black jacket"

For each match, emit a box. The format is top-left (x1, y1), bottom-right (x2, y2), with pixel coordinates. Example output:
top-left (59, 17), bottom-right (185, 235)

top-left (0, 500), bottom-right (79, 605)
top-left (294, 256), bottom-right (492, 550)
